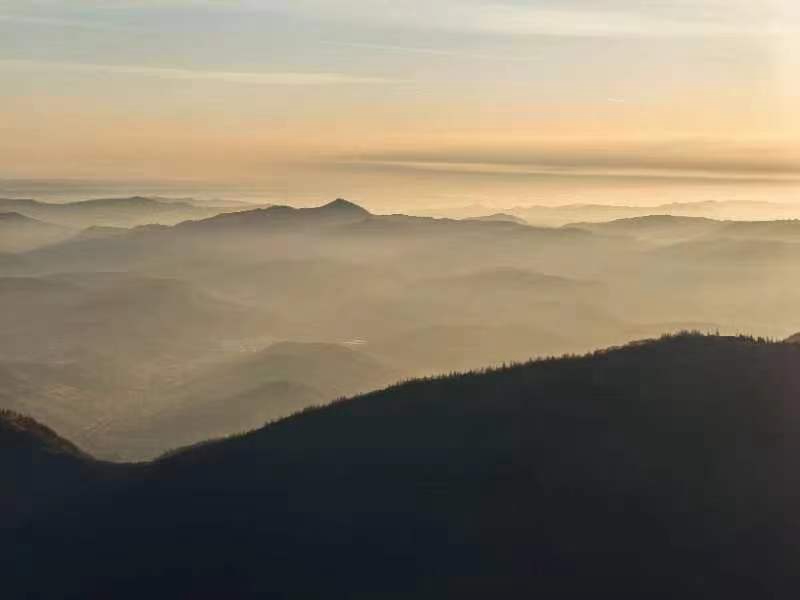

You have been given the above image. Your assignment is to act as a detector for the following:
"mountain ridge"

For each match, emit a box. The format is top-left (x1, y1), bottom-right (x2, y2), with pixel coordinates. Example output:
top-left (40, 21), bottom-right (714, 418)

top-left (7, 333), bottom-right (800, 598)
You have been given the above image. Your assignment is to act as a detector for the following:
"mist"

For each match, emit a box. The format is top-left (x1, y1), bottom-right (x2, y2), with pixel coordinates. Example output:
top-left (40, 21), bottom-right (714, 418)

top-left (0, 194), bottom-right (798, 460)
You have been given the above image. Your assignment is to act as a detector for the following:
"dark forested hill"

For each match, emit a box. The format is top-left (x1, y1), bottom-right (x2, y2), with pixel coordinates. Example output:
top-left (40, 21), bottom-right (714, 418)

top-left (6, 333), bottom-right (800, 598)
top-left (0, 410), bottom-right (105, 527)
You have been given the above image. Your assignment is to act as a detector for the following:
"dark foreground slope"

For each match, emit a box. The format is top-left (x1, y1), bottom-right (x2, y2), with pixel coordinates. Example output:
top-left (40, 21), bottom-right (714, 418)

top-left (7, 334), bottom-right (800, 599)
top-left (0, 411), bottom-right (128, 528)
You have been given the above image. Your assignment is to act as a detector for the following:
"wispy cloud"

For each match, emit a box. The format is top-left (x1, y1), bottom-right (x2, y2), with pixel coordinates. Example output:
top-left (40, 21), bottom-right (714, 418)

top-left (260, 0), bottom-right (800, 38)
top-left (346, 139), bottom-right (800, 182)
top-left (0, 59), bottom-right (397, 85)
top-left (3, 1), bottom-right (797, 38)
top-left (322, 41), bottom-right (544, 63)
top-left (0, 13), bottom-right (132, 31)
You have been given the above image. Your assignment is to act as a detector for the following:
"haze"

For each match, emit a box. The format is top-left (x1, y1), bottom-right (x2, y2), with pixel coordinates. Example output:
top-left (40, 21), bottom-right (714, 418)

top-left (2, 0), bottom-right (800, 210)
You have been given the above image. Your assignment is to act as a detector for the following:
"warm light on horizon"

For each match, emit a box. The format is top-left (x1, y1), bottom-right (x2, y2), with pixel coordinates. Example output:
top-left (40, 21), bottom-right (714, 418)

top-left (1, 1), bottom-right (799, 207)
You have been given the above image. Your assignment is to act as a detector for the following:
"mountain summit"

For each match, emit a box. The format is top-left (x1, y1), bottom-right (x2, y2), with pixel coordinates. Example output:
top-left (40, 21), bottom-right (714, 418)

top-left (318, 198), bottom-right (370, 215)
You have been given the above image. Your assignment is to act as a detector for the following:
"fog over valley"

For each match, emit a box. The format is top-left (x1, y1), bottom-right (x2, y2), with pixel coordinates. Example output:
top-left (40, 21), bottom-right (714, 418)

top-left (1, 195), bottom-right (799, 460)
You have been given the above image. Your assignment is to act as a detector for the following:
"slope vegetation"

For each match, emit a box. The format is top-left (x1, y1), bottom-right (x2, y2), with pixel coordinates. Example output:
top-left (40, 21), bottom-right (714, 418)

top-left (6, 334), bottom-right (800, 598)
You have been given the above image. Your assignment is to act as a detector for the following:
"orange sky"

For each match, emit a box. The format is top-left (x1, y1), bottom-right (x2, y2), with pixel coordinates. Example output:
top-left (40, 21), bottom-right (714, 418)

top-left (1, 1), bottom-right (798, 207)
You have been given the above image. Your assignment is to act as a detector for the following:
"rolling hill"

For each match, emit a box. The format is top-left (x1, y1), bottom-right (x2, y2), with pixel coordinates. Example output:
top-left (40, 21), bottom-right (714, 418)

top-left (5, 334), bottom-right (800, 598)
top-left (0, 211), bottom-right (74, 252)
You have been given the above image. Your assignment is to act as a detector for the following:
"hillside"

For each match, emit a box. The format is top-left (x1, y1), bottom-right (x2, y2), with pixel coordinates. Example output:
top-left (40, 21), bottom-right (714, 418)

top-left (0, 211), bottom-right (74, 252)
top-left (0, 410), bottom-right (94, 526)
top-left (106, 341), bottom-right (403, 458)
top-left (6, 334), bottom-right (800, 598)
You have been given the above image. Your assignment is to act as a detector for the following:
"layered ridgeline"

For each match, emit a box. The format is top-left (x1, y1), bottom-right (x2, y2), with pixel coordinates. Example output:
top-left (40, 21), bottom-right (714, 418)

top-left (0, 196), bottom-right (268, 228)
top-left (6, 334), bottom-right (800, 599)
top-left (0, 211), bottom-right (74, 252)
top-left (5, 198), bottom-right (800, 460)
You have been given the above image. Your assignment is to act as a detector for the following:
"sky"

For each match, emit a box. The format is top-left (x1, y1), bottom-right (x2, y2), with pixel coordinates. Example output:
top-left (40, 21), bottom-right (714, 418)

top-left (1, 0), bottom-right (799, 208)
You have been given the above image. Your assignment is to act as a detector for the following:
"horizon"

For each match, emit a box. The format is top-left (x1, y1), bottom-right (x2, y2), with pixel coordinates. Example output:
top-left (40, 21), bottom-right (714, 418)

top-left (2, 1), bottom-right (800, 211)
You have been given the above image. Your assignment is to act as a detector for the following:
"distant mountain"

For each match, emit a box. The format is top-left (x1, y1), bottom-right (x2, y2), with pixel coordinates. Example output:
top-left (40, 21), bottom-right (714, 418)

top-left (512, 200), bottom-right (800, 226)
top-left (178, 198), bottom-right (371, 231)
top-left (652, 237), bottom-right (800, 264)
top-left (716, 219), bottom-right (800, 242)
top-left (6, 334), bottom-right (800, 598)
top-left (0, 196), bottom-right (252, 227)
top-left (566, 215), bottom-right (726, 244)
top-left (423, 267), bottom-right (594, 293)
top-left (0, 272), bottom-right (279, 459)
top-left (0, 273), bottom-right (273, 364)
top-left (0, 211), bottom-right (74, 252)
top-left (465, 212), bottom-right (528, 225)
top-left (787, 333), bottom-right (800, 343)
top-left (109, 341), bottom-right (403, 458)
top-left (21, 198), bottom-right (592, 279)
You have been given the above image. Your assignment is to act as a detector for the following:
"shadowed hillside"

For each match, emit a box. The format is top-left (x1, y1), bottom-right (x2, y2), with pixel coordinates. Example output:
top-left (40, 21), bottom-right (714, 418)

top-left (6, 334), bottom-right (800, 598)
top-left (0, 411), bottom-right (100, 527)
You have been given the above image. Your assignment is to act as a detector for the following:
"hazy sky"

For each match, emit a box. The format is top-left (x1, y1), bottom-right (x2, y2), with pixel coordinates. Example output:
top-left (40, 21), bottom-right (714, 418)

top-left (1, 1), bottom-right (799, 207)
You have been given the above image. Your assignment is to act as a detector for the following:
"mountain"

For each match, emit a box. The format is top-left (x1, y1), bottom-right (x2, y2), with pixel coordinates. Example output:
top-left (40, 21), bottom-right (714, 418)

top-left (0, 196), bottom-right (253, 228)
top-left (652, 237), bottom-right (800, 264)
top-left (7, 334), bottom-right (800, 598)
top-left (0, 273), bottom-right (273, 364)
top-left (465, 212), bottom-right (528, 225)
top-left (512, 200), bottom-right (800, 227)
top-left (0, 211), bottom-right (74, 252)
top-left (716, 219), bottom-right (800, 242)
top-left (0, 410), bottom-right (97, 527)
top-left (106, 341), bottom-right (403, 458)
top-left (787, 333), bottom-right (800, 343)
top-left (0, 273), bottom-right (278, 459)
top-left (177, 198), bottom-right (371, 231)
top-left (566, 215), bottom-right (726, 244)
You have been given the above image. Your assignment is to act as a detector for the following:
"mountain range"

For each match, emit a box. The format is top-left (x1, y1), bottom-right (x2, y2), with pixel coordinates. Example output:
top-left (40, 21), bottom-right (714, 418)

top-left (418, 200), bottom-right (800, 226)
top-left (4, 197), bottom-right (800, 459)
top-left (0, 195), bottom-right (270, 228)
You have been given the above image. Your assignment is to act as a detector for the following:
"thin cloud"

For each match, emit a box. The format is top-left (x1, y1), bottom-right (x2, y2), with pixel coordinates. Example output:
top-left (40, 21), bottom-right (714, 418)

top-left (256, 1), bottom-right (800, 38)
top-left (0, 13), bottom-right (128, 30)
top-left (322, 41), bottom-right (544, 63)
top-left (0, 59), bottom-right (398, 85)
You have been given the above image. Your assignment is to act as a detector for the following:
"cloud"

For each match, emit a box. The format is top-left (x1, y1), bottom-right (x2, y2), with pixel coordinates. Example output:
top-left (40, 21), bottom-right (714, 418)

top-left (346, 140), bottom-right (800, 182)
top-left (258, 0), bottom-right (800, 38)
top-left (321, 41), bottom-right (545, 63)
top-left (0, 13), bottom-right (127, 30)
top-left (5, 1), bottom-right (798, 38)
top-left (0, 59), bottom-right (397, 85)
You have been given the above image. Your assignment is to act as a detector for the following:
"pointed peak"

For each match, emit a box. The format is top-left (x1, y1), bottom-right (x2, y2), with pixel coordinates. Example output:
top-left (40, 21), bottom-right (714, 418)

top-left (318, 198), bottom-right (370, 215)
